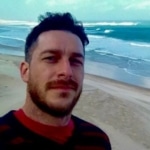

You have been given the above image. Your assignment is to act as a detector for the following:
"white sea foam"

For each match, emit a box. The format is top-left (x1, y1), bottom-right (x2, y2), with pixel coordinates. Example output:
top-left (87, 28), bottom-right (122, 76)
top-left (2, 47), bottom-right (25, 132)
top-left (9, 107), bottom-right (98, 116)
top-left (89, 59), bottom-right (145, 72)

top-left (96, 28), bottom-right (101, 30)
top-left (104, 29), bottom-right (113, 33)
top-left (93, 48), bottom-right (148, 61)
top-left (130, 42), bottom-right (150, 48)
top-left (83, 21), bottom-right (138, 26)
top-left (0, 35), bottom-right (25, 42)
top-left (124, 68), bottom-right (142, 77)
top-left (94, 49), bottom-right (107, 53)
top-left (88, 35), bottom-right (104, 39)
top-left (0, 19), bottom-right (37, 27)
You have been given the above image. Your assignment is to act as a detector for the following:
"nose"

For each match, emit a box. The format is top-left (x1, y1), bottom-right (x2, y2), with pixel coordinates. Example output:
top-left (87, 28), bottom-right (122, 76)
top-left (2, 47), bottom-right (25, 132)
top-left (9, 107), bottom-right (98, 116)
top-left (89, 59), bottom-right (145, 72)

top-left (57, 59), bottom-right (73, 79)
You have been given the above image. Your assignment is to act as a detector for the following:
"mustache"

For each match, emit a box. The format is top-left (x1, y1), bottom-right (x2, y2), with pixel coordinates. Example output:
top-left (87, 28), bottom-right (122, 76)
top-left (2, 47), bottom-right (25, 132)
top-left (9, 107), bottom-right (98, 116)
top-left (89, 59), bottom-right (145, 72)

top-left (45, 79), bottom-right (78, 91)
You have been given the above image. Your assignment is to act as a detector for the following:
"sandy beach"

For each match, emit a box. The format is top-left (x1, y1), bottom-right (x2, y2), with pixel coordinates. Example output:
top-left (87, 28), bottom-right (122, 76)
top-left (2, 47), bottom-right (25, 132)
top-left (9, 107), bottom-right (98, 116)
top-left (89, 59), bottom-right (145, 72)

top-left (0, 54), bottom-right (150, 150)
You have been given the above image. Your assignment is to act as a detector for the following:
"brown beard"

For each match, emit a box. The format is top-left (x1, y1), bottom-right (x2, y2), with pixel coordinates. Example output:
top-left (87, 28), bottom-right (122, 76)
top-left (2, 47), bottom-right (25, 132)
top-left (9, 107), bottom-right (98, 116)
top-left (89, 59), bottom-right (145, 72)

top-left (27, 79), bottom-right (82, 117)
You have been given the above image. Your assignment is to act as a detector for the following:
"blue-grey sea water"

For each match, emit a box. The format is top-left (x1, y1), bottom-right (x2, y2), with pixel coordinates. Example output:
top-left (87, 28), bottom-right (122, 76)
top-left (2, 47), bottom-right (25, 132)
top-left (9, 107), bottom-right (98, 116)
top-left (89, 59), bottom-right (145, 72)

top-left (0, 20), bottom-right (150, 88)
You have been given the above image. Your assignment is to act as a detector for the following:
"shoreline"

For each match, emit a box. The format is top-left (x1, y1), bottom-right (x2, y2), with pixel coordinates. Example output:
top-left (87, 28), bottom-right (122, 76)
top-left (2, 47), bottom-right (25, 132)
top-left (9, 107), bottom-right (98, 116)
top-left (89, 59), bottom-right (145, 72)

top-left (0, 54), bottom-right (150, 150)
top-left (85, 59), bottom-right (150, 89)
top-left (1, 52), bottom-right (150, 89)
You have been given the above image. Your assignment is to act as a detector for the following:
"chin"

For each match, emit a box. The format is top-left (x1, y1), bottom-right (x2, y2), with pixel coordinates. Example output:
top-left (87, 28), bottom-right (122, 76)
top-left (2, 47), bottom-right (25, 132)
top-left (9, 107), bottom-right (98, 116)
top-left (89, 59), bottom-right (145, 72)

top-left (43, 94), bottom-right (79, 117)
top-left (47, 96), bottom-right (75, 108)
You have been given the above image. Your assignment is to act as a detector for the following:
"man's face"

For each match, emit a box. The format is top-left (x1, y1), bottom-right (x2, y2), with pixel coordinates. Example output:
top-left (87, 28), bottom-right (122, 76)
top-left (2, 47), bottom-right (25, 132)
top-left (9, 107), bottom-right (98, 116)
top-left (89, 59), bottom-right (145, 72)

top-left (22, 30), bottom-right (84, 117)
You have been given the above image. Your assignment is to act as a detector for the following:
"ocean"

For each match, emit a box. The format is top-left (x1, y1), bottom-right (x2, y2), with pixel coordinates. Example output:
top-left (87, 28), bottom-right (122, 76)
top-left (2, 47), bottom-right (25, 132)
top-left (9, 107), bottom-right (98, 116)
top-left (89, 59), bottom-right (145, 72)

top-left (0, 20), bottom-right (150, 88)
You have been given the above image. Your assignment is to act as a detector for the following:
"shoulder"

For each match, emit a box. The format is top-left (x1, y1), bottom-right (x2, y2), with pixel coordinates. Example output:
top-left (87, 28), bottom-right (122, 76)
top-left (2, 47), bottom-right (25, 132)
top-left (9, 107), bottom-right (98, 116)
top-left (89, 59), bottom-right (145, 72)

top-left (72, 115), bottom-right (111, 149)
top-left (0, 111), bottom-right (15, 123)
top-left (0, 111), bottom-right (15, 131)
top-left (72, 115), bottom-right (107, 134)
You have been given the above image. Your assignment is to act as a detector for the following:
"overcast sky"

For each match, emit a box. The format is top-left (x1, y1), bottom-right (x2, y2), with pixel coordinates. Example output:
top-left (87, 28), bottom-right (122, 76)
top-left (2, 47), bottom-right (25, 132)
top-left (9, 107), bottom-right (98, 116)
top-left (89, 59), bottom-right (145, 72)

top-left (0, 0), bottom-right (150, 21)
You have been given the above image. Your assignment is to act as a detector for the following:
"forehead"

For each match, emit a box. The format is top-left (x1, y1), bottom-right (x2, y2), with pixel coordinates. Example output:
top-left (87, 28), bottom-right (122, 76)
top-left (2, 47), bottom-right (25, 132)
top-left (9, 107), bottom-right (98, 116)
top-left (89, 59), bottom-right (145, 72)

top-left (35, 30), bottom-right (84, 56)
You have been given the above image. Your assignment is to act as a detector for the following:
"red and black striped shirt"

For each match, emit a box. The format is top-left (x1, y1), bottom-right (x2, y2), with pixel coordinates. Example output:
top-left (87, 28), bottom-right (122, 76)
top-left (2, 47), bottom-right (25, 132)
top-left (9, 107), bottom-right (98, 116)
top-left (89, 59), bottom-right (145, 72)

top-left (0, 111), bottom-right (111, 150)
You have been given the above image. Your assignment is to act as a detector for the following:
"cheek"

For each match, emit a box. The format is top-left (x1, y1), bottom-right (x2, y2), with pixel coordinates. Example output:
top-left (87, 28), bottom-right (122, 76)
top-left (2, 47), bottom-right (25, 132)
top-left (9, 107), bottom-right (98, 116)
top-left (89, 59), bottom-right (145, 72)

top-left (74, 68), bottom-right (84, 83)
top-left (38, 64), bottom-right (56, 78)
top-left (31, 65), bottom-right (50, 78)
top-left (29, 68), bottom-right (45, 86)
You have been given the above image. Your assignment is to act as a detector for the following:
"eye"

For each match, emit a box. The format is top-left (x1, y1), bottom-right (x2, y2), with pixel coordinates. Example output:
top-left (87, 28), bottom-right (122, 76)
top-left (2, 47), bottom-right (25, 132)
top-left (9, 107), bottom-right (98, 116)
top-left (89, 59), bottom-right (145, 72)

top-left (70, 58), bottom-right (83, 66)
top-left (43, 56), bottom-right (57, 63)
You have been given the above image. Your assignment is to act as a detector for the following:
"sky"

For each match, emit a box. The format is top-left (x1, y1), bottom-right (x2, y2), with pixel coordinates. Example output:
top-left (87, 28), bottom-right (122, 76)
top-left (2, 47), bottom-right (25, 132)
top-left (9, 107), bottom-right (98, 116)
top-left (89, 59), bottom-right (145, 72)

top-left (0, 0), bottom-right (150, 21)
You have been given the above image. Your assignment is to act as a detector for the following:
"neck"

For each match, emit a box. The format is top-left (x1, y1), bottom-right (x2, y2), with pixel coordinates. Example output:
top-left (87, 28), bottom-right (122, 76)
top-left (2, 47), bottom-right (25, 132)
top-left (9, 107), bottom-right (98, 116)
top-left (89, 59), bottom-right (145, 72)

top-left (22, 98), bottom-right (71, 127)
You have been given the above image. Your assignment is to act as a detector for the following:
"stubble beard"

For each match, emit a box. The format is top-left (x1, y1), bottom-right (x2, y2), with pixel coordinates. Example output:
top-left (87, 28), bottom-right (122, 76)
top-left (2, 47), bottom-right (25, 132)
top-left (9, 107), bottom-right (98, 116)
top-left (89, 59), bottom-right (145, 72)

top-left (27, 79), bottom-right (82, 117)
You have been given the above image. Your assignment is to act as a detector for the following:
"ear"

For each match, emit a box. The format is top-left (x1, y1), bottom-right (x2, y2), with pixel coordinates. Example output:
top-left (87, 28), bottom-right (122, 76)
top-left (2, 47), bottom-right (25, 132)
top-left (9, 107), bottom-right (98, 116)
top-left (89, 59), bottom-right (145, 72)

top-left (20, 61), bottom-right (29, 83)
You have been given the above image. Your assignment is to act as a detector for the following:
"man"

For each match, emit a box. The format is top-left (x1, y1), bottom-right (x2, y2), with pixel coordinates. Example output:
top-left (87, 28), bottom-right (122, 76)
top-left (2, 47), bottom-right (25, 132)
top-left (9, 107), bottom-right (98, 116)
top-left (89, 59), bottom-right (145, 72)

top-left (0, 12), bottom-right (111, 149)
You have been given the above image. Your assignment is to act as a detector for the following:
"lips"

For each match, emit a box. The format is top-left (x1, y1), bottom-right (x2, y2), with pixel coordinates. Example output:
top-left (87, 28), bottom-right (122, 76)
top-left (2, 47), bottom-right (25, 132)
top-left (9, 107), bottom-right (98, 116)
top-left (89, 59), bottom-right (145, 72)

top-left (50, 85), bottom-right (76, 90)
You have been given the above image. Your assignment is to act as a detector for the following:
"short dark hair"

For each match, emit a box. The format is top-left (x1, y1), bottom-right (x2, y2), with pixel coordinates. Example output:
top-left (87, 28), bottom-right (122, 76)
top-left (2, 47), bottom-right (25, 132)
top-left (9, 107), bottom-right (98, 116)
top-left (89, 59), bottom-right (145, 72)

top-left (25, 12), bottom-right (89, 62)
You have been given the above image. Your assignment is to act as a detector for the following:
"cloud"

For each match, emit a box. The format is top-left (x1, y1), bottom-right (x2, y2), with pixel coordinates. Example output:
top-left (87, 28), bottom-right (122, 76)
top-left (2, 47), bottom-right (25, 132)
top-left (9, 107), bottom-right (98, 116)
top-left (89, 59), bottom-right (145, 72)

top-left (124, 1), bottom-right (150, 10)
top-left (46, 0), bottom-right (57, 6)
top-left (90, 1), bottom-right (114, 12)
top-left (25, 0), bottom-right (35, 5)
top-left (46, 0), bottom-right (77, 6)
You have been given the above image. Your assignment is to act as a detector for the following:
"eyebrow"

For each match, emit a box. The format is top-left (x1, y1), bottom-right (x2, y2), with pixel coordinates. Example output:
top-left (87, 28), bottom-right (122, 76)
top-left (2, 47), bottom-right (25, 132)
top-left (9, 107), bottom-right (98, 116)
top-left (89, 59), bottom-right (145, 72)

top-left (40, 49), bottom-right (59, 55)
top-left (40, 49), bottom-right (84, 59)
